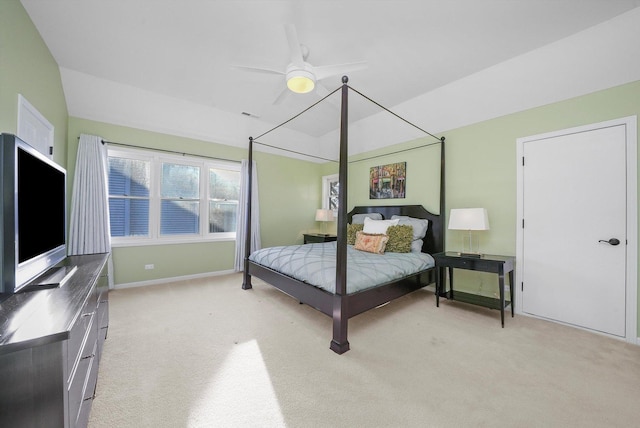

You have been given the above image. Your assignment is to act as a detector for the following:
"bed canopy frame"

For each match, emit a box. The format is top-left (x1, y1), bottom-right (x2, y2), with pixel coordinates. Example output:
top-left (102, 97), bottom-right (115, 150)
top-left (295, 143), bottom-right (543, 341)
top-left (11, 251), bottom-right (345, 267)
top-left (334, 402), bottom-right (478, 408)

top-left (242, 76), bottom-right (445, 354)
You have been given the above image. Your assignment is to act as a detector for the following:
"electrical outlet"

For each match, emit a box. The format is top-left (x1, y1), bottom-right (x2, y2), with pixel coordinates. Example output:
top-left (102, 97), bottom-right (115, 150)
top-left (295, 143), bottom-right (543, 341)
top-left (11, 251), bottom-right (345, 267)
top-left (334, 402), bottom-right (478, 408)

top-left (144, 264), bottom-right (154, 270)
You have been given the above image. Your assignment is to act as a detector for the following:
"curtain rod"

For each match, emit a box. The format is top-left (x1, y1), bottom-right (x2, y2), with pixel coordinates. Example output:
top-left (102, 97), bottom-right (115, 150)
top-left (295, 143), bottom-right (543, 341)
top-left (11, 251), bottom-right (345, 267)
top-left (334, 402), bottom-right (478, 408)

top-left (98, 138), bottom-right (241, 163)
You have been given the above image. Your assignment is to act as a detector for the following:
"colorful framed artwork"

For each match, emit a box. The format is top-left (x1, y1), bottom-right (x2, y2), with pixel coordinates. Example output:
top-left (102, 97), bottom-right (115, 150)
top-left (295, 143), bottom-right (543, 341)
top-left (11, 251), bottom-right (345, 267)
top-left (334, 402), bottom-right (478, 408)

top-left (369, 162), bottom-right (406, 199)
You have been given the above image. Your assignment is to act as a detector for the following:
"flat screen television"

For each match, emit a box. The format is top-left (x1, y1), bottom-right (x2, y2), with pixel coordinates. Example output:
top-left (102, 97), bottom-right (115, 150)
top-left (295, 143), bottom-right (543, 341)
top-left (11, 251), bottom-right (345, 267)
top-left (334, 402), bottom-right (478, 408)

top-left (0, 133), bottom-right (68, 295)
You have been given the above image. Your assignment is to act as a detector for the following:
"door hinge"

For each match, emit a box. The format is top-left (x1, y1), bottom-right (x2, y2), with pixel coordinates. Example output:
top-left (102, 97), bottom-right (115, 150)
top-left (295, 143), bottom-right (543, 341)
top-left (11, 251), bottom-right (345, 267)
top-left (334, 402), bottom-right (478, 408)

top-left (49, 146), bottom-right (53, 155)
top-left (522, 156), bottom-right (525, 166)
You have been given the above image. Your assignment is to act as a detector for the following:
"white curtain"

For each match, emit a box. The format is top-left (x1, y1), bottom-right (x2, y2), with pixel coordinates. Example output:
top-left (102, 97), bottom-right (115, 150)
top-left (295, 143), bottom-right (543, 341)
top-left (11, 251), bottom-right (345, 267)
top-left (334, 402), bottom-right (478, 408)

top-left (68, 134), bottom-right (111, 255)
top-left (234, 159), bottom-right (261, 271)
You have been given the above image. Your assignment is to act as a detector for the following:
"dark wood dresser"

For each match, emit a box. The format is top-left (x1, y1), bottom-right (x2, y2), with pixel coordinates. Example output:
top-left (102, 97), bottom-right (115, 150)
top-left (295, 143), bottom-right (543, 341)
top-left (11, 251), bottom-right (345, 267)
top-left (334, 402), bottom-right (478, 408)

top-left (0, 253), bottom-right (110, 428)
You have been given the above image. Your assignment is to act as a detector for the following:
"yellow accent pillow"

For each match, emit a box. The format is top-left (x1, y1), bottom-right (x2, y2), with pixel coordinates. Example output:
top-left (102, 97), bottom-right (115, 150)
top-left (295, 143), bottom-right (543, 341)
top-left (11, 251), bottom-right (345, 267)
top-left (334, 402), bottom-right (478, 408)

top-left (347, 223), bottom-right (364, 245)
top-left (385, 225), bottom-right (413, 253)
top-left (354, 231), bottom-right (389, 254)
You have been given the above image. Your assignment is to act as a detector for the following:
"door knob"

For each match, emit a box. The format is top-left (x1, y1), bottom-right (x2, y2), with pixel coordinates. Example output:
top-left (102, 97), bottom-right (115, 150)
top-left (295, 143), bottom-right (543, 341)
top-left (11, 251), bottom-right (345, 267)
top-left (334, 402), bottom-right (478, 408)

top-left (599, 238), bottom-right (621, 246)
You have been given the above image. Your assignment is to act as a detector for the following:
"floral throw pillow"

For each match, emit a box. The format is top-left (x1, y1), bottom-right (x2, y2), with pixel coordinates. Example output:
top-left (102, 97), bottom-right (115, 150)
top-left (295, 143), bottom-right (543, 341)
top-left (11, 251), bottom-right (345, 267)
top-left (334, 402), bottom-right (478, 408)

top-left (354, 231), bottom-right (389, 254)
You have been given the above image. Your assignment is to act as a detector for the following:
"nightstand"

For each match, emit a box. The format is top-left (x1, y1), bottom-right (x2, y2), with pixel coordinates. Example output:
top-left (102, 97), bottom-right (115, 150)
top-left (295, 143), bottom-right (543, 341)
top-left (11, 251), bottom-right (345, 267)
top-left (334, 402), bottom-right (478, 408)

top-left (303, 233), bottom-right (337, 244)
top-left (433, 252), bottom-right (515, 327)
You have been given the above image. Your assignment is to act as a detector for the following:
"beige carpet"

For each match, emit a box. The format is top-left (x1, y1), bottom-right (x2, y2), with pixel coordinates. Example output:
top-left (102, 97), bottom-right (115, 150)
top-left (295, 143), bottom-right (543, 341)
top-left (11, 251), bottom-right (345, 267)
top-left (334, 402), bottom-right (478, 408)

top-left (88, 273), bottom-right (640, 428)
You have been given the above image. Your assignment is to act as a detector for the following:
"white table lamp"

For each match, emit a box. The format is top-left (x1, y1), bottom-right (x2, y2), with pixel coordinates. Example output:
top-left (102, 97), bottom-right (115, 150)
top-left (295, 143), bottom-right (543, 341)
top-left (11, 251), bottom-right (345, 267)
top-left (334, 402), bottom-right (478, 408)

top-left (448, 208), bottom-right (490, 257)
top-left (315, 208), bottom-right (334, 235)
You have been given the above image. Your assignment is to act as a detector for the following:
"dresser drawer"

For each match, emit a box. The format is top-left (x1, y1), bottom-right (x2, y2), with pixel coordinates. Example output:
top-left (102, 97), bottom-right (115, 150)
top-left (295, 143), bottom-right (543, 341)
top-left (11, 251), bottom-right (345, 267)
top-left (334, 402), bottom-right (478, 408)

top-left (96, 267), bottom-right (109, 332)
top-left (97, 298), bottom-right (109, 330)
top-left (68, 337), bottom-right (98, 428)
top-left (96, 272), bottom-right (108, 304)
top-left (67, 286), bottom-right (97, 378)
top-left (69, 313), bottom-right (97, 389)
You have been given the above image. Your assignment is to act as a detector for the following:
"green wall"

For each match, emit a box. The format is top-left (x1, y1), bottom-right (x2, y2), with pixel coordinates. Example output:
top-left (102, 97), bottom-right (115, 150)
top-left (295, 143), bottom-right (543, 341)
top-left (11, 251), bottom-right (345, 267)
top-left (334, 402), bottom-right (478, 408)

top-left (67, 117), bottom-right (323, 285)
top-left (441, 80), bottom-right (640, 305)
top-left (444, 80), bottom-right (640, 256)
top-left (0, 0), bottom-right (69, 166)
top-left (347, 139), bottom-right (443, 214)
top-left (342, 83), bottom-right (639, 263)
top-left (345, 80), bottom-right (640, 332)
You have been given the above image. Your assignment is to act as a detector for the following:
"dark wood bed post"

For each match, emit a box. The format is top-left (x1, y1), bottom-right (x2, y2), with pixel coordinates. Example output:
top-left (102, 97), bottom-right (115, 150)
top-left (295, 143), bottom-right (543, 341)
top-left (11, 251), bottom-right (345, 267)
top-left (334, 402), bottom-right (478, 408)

top-left (330, 76), bottom-right (350, 354)
top-left (440, 136), bottom-right (446, 246)
top-left (242, 136), bottom-right (254, 290)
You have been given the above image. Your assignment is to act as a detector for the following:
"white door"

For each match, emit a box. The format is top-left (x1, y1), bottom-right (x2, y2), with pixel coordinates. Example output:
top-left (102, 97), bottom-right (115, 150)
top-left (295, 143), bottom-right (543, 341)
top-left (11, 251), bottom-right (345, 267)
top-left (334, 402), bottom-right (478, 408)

top-left (519, 121), bottom-right (635, 338)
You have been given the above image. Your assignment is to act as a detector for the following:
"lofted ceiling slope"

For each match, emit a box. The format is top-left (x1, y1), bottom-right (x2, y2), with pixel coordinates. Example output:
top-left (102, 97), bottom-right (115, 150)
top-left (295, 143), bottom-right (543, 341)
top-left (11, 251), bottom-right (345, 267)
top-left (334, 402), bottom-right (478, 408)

top-left (20, 0), bottom-right (640, 159)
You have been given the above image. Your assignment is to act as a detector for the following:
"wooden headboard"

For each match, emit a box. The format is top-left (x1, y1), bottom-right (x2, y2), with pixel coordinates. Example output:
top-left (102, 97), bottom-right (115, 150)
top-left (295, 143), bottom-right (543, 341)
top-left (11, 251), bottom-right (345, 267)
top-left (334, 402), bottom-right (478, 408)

top-left (346, 205), bottom-right (443, 255)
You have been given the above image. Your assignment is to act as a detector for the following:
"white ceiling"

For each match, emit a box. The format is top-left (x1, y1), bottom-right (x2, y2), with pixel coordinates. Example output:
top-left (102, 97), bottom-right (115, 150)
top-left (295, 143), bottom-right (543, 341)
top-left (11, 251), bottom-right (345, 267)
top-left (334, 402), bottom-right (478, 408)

top-left (20, 0), bottom-right (640, 159)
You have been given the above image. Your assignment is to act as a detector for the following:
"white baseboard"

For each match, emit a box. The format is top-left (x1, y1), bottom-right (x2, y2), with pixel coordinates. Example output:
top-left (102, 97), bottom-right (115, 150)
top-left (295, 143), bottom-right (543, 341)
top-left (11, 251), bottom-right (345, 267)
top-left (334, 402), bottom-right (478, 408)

top-left (112, 269), bottom-right (237, 290)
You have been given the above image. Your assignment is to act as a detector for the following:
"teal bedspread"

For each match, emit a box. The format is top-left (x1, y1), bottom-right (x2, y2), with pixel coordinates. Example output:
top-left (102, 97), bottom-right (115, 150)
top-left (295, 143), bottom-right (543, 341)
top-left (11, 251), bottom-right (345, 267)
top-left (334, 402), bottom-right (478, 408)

top-left (249, 241), bottom-right (435, 294)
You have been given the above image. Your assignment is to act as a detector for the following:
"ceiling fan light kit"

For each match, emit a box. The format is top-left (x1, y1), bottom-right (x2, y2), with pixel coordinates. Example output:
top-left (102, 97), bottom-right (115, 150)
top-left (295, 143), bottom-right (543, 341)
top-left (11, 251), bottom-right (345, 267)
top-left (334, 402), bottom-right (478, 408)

top-left (286, 66), bottom-right (316, 94)
top-left (235, 24), bottom-right (366, 100)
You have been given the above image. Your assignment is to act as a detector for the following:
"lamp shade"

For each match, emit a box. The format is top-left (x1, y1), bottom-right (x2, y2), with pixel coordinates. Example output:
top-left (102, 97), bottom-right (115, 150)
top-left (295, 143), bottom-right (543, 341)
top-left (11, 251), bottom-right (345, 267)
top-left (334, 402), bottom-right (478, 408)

top-left (448, 208), bottom-right (490, 231)
top-left (315, 209), bottom-right (334, 222)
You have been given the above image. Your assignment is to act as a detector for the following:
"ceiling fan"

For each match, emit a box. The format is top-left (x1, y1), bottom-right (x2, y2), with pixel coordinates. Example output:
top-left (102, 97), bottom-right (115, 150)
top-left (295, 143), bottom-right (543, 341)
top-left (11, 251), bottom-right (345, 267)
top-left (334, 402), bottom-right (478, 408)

top-left (234, 24), bottom-right (367, 104)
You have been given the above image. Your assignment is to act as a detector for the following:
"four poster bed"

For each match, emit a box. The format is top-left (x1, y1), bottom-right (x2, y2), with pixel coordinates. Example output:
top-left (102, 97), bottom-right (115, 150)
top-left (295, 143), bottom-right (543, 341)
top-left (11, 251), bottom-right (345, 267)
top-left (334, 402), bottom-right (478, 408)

top-left (242, 76), bottom-right (445, 354)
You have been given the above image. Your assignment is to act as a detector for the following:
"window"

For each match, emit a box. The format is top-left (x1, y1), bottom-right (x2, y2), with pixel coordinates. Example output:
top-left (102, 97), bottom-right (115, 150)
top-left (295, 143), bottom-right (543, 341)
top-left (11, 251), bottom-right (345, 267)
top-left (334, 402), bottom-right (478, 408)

top-left (108, 155), bottom-right (151, 237)
top-left (160, 163), bottom-right (200, 235)
top-left (322, 173), bottom-right (339, 215)
top-left (107, 147), bottom-right (240, 245)
top-left (209, 167), bottom-right (240, 233)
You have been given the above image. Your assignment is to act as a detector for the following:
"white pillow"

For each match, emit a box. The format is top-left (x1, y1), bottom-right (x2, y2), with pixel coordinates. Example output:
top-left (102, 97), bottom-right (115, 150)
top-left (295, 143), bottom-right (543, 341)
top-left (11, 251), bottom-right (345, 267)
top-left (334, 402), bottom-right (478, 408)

top-left (363, 217), bottom-right (400, 234)
top-left (351, 212), bottom-right (382, 224)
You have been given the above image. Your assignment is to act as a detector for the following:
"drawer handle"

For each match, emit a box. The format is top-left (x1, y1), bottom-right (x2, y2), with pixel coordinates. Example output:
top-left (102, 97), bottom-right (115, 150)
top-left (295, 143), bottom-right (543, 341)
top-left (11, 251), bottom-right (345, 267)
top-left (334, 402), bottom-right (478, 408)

top-left (81, 311), bottom-right (95, 318)
top-left (81, 353), bottom-right (96, 360)
top-left (83, 396), bottom-right (94, 402)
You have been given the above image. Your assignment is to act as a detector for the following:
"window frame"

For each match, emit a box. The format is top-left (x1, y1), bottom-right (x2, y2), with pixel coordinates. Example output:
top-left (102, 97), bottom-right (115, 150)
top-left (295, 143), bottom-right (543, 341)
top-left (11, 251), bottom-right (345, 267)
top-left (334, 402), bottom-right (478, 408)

top-left (322, 173), bottom-right (339, 217)
top-left (107, 146), bottom-right (240, 247)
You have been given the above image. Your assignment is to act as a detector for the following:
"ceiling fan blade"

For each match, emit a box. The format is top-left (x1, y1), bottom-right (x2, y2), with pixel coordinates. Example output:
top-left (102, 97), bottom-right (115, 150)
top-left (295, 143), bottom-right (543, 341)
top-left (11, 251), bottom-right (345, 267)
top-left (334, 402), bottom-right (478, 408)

top-left (315, 82), bottom-right (340, 109)
top-left (273, 86), bottom-right (290, 105)
top-left (232, 65), bottom-right (285, 76)
top-left (284, 24), bottom-right (305, 67)
top-left (315, 82), bottom-right (330, 97)
top-left (314, 61), bottom-right (368, 81)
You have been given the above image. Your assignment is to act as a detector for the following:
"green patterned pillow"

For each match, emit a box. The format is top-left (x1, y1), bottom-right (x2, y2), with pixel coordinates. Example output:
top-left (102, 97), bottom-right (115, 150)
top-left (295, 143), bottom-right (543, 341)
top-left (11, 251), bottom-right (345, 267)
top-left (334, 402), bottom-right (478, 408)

top-left (347, 223), bottom-right (364, 245)
top-left (385, 225), bottom-right (413, 253)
